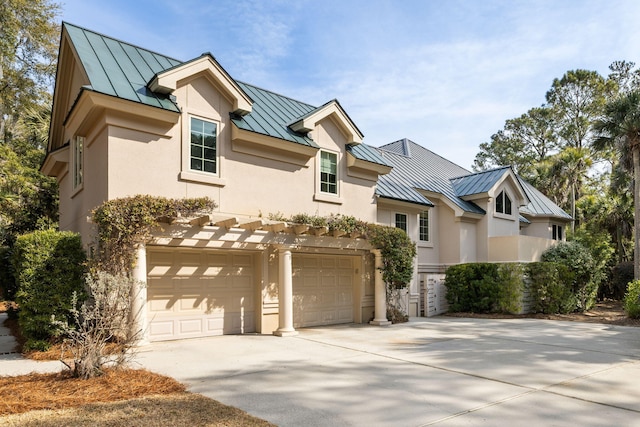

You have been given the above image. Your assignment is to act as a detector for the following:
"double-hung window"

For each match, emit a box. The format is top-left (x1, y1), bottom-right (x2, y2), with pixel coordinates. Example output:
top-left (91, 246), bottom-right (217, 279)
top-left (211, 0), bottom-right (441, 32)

top-left (495, 190), bottom-right (512, 215)
top-left (190, 117), bottom-right (217, 174)
top-left (320, 150), bottom-right (338, 194)
top-left (419, 210), bottom-right (430, 242)
top-left (395, 213), bottom-right (407, 233)
top-left (72, 136), bottom-right (84, 190)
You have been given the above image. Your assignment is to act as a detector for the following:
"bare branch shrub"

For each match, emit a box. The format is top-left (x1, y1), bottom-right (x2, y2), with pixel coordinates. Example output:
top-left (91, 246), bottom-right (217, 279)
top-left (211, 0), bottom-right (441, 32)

top-left (54, 271), bottom-right (144, 379)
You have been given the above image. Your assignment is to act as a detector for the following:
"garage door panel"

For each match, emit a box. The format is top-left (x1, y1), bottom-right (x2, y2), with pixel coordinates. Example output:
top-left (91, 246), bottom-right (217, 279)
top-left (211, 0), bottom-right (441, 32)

top-left (147, 248), bottom-right (256, 341)
top-left (293, 255), bottom-right (354, 328)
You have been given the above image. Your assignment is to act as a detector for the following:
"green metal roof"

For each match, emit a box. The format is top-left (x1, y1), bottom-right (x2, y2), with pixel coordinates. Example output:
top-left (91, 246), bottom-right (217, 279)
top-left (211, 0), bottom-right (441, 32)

top-left (451, 166), bottom-right (513, 197)
top-left (519, 178), bottom-right (573, 220)
top-left (377, 139), bottom-right (483, 214)
top-left (231, 82), bottom-right (319, 147)
top-left (376, 138), bottom-right (571, 220)
top-left (64, 22), bottom-right (181, 112)
top-left (62, 23), bottom-right (383, 166)
top-left (346, 143), bottom-right (392, 168)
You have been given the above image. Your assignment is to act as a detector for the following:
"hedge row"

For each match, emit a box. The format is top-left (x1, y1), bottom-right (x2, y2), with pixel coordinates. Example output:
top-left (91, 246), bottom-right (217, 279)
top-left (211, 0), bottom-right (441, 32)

top-left (445, 261), bottom-right (593, 315)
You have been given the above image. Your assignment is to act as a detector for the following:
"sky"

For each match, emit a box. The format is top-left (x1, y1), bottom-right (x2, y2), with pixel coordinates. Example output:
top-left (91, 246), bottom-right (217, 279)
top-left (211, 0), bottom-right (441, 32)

top-left (58, 0), bottom-right (640, 169)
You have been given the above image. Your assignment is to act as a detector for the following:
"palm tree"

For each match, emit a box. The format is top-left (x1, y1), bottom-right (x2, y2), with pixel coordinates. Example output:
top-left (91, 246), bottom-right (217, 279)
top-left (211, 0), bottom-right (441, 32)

top-left (593, 90), bottom-right (640, 279)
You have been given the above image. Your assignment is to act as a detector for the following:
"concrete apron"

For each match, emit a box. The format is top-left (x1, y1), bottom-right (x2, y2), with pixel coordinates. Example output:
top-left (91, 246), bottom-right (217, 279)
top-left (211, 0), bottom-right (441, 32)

top-left (135, 317), bottom-right (640, 427)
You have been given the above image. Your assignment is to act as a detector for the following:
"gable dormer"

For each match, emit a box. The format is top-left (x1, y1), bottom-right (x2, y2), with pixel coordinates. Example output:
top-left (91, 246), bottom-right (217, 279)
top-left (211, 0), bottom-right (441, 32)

top-left (288, 100), bottom-right (363, 145)
top-left (149, 54), bottom-right (252, 116)
top-left (451, 167), bottom-right (529, 209)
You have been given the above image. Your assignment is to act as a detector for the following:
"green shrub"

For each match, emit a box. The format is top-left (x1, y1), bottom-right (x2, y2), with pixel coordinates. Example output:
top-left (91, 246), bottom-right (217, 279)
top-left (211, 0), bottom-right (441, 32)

top-left (541, 241), bottom-right (597, 311)
top-left (11, 230), bottom-right (86, 350)
top-left (606, 262), bottom-right (634, 300)
top-left (624, 280), bottom-right (640, 319)
top-left (445, 263), bottom-right (524, 314)
top-left (525, 262), bottom-right (575, 314)
top-left (496, 263), bottom-right (525, 313)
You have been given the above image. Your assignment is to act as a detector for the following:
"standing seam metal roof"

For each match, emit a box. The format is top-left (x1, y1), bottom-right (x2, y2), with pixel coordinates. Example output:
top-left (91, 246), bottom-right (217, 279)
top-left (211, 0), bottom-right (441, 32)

top-left (451, 166), bottom-right (513, 197)
top-left (62, 23), bottom-right (389, 167)
top-left (64, 22), bottom-right (181, 112)
top-left (376, 139), bottom-right (484, 214)
top-left (375, 138), bottom-right (571, 220)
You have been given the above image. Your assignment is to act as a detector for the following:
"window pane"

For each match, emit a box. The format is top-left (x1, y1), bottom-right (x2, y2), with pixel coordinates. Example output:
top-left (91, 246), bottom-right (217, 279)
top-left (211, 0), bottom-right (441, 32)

top-left (204, 135), bottom-right (216, 148)
top-left (191, 158), bottom-right (202, 171)
top-left (204, 161), bottom-right (215, 173)
top-left (191, 132), bottom-right (202, 145)
top-left (191, 145), bottom-right (202, 158)
top-left (203, 121), bottom-right (216, 135)
top-left (496, 191), bottom-right (504, 213)
top-left (505, 193), bottom-right (512, 215)
top-left (558, 226), bottom-right (563, 240)
top-left (204, 148), bottom-right (215, 160)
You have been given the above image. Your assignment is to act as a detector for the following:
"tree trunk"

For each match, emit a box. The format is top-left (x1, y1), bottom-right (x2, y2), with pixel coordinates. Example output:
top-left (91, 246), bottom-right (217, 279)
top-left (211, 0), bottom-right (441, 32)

top-left (634, 148), bottom-right (640, 280)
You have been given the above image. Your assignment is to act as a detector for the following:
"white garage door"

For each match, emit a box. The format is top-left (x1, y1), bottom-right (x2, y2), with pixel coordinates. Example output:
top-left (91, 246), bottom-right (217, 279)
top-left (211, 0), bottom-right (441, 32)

top-left (146, 248), bottom-right (256, 341)
top-left (292, 254), bottom-right (355, 328)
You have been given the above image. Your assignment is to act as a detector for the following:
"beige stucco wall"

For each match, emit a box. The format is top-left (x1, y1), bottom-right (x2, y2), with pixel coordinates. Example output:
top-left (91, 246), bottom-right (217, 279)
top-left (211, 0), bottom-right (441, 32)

top-left (488, 235), bottom-right (556, 262)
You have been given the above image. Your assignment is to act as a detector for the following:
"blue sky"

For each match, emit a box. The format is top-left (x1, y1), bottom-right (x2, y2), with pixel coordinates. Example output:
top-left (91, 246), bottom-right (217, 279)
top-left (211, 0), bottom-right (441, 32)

top-left (60, 0), bottom-right (640, 169)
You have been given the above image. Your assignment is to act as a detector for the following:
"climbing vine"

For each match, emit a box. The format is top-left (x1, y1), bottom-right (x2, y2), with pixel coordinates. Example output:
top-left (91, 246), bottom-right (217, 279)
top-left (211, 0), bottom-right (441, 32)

top-left (271, 213), bottom-right (416, 290)
top-left (91, 195), bottom-right (217, 274)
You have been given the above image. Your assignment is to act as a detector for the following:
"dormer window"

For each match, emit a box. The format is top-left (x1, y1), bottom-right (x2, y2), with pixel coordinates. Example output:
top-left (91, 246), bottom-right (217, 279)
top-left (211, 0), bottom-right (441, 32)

top-left (190, 117), bottom-right (217, 174)
top-left (495, 190), bottom-right (512, 215)
top-left (320, 150), bottom-right (338, 194)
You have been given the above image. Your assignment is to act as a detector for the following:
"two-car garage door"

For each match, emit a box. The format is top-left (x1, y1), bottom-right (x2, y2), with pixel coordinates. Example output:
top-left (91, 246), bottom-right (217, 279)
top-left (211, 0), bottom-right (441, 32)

top-left (146, 247), bottom-right (356, 341)
top-left (146, 248), bottom-right (256, 341)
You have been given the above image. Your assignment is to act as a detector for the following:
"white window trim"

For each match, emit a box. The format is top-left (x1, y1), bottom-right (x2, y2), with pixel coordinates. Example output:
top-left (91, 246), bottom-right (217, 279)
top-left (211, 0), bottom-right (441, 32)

top-left (418, 209), bottom-right (433, 247)
top-left (314, 149), bottom-right (342, 204)
top-left (71, 136), bottom-right (84, 195)
top-left (180, 115), bottom-right (225, 187)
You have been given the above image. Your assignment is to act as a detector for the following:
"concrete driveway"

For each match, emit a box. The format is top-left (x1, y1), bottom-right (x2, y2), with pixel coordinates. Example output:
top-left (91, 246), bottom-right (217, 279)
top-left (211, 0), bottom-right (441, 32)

top-left (136, 317), bottom-right (640, 426)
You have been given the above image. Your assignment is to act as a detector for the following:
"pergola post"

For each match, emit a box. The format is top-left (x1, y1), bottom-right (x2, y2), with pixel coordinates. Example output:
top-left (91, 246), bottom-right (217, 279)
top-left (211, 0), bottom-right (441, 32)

top-left (370, 249), bottom-right (391, 326)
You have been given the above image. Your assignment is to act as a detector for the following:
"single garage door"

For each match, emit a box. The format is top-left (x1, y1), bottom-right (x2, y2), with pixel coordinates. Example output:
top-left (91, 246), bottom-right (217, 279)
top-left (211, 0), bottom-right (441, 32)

top-left (146, 247), bottom-right (256, 341)
top-left (292, 254), bottom-right (355, 328)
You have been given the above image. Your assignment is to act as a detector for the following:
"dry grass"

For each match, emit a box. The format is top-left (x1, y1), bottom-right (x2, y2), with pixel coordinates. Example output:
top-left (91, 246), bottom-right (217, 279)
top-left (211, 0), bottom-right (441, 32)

top-left (0, 369), bottom-right (274, 426)
top-left (0, 393), bottom-right (274, 427)
top-left (0, 369), bottom-right (186, 416)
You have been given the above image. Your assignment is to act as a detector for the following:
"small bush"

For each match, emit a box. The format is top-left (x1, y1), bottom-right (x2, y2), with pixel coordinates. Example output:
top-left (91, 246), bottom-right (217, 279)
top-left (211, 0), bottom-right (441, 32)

top-left (11, 230), bottom-right (86, 350)
top-left (624, 280), bottom-right (640, 319)
top-left (445, 263), bottom-right (524, 314)
top-left (55, 272), bottom-right (142, 378)
top-left (606, 262), bottom-right (634, 300)
top-left (541, 241), bottom-right (597, 311)
top-left (525, 262), bottom-right (575, 314)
